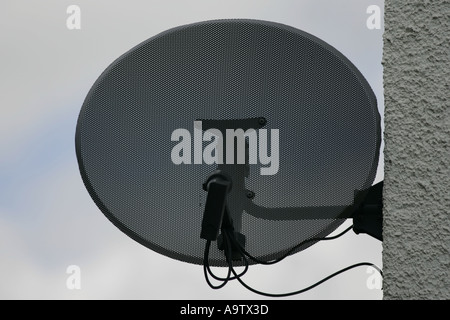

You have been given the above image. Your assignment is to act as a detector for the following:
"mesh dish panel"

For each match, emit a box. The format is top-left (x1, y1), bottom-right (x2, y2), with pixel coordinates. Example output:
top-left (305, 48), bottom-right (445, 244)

top-left (76, 20), bottom-right (381, 266)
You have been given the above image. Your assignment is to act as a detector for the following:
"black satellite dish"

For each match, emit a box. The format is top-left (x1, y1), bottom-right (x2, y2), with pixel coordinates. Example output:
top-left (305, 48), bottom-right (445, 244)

top-left (76, 19), bottom-right (382, 294)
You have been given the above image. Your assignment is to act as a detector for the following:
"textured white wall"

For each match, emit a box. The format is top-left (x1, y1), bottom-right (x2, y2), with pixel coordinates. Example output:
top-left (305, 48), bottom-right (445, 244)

top-left (383, 0), bottom-right (449, 299)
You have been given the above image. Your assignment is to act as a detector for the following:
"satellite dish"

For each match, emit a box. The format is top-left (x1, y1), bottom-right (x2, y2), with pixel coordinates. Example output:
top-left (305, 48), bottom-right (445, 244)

top-left (76, 19), bottom-right (381, 274)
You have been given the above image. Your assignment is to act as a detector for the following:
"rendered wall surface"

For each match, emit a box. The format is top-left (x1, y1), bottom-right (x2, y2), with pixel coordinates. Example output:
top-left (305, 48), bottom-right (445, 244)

top-left (383, 0), bottom-right (449, 299)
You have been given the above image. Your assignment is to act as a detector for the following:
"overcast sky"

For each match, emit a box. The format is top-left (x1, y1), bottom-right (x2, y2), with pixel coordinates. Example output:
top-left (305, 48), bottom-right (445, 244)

top-left (0, 0), bottom-right (384, 299)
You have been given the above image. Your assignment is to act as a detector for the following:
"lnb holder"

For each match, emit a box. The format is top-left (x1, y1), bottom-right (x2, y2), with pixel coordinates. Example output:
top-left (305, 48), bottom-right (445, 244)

top-left (200, 170), bottom-right (232, 241)
top-left (218, 231), bottom-right (246, 261)
top-left (200, 170), bottom-right (246, 261)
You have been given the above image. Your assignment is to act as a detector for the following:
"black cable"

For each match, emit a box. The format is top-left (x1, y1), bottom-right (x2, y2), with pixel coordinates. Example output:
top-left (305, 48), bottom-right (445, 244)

top-left (206, 260), bottom-right (249, 281)
top-left (205, 227), bottom-right (250, 281)
top-left (232, 225), bottom-right (354, 265)
top-left (203, 224), bottom-right (383, 297)
top-left (203, 240), bottom-right (231, 289)
top-left (229, 258), bottom-right (382, 297)
top-left (203, 237), bottom-right (249, 289)
top-left (224, 226), bottom-right (383, 297)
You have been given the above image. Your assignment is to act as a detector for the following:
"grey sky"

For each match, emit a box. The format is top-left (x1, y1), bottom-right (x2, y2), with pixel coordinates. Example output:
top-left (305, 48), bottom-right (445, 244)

top-left (0, 0), bottom-right (384, 299)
